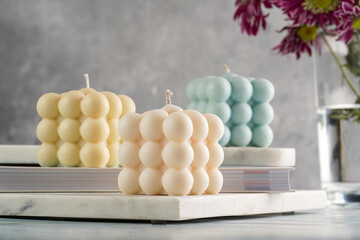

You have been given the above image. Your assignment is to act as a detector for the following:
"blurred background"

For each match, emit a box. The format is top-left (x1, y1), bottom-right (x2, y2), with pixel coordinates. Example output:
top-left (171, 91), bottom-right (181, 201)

top-left (0, 0), bottom-right (318, 189)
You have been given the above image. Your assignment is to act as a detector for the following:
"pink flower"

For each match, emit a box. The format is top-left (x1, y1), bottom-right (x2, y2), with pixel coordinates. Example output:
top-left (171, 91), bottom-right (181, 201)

top-left (335, 0), bottom-right (360, 43)
top-left (275, 0), bottom-right (340, 29)
top-left (233, 0), bottom-right (360, 59)
top-left (233, 0), bottom-right (274, 36)
top-left (272, 25), bottom-right (321, 59)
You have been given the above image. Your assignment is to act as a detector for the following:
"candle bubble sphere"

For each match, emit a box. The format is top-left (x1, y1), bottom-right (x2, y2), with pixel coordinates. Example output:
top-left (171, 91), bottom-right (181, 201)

top-left (58, 119), bottom-right (81, 142)
top-left (204, 114), bottom-right (224, 142)
top-left (206, 77), bottom-right (232, 102)
top-left (58, 91), bottom-right (85, 118)
top-left (162, 112), bottom-right (193, 141)
top-left (205, 102), bottom-right (231, 123)
top-left (80, 142), bottom-right (109, 167)
top-left (191, 142), bottom-right (209, 168)
top-left (140, 109), bottom-right (168, 141)
top-left (102, 91), bottom-right (123, 119)
top-left (118, 141), bottom-right (140, 168)
top-left (184, 110), bottom-right (209, 142)
top-left (118, 113), bottom-right (142, 141)
top-left (80, 92), bottom-right (109, 118)
top-left (191, 168), bottom-right (209, 195)
top-left (231, 103), bottom-right (253, 124)
top-left (206, 168), bottom-right (223, 194)
top-left (161, 104), bottom-right (183, 114)
top-left (207, 142), bottom-right (224, 168)
top-left (118, 168), bottom-right (140, 195)
top-left (80, 118), bottom-right (110, 143)
top-left (219, 125), bottom-right (230, 146)
top-left (162, 141), bottom-right (194, 169)
top-left (37, 143), bottom-right (59, 167)
top-left (228, 76), bottom-right (253, 103)
top-left (162, 168), bottom-right (194, 196)
top-left (251, 78), bottom-right (275, 103)
top-left (36, 119), bottom-right (59, 143)
top-left (139, 141), bottom-right (163, 168)
top-left (196, 78), bottom-right (209, 101)
top-left (139, 168), bottom-right (163, 195)
top-left (230, 124), bottom-right (252, 147)
top-left (36, 93), bottom-right (60, 119)
top-left (119, 95), bottom-right (136, 117)
top-left (252, 103), bottom-right (274, 125)
top-left (252, 125), bottom-right (273, 147)
top-left (57, 142), bottom-right (81, 167)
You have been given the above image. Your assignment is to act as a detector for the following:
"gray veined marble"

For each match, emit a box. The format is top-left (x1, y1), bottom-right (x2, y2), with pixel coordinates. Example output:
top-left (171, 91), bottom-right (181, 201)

top-left (0, 145), bottom-right (38, 164)
top-left (223, 147), bottom-right (296, 167)
top-left (0, 191), bottom-right (326, 221)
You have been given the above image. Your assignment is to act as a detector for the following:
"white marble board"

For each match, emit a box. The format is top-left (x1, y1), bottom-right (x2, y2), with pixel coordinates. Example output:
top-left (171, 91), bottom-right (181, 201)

top-left (0, 190), bottom-right (326, 221)
top-left (223, 147), bottom-right (296, 167)
top-left (0, 145), bottom-right (38, 164)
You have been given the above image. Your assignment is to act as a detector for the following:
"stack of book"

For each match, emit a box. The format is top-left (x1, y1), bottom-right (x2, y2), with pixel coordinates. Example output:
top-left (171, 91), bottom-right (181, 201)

top-left (222, 147), bottom-right (295, 192)
top-left (0, 145), bottom-right (294, 193)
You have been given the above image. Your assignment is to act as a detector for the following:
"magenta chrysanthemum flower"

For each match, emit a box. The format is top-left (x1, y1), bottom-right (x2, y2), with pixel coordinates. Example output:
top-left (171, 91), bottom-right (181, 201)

top-left (275, 0), bottom-right (340, 29)
top-left (335, 0), bottom-right (360, 43)
top-left (233, 0), bottom-right (274, 36)
top-left (272, 25), bottom-right (321, 59)
top-left (233, 0), bottom-right (360, 59)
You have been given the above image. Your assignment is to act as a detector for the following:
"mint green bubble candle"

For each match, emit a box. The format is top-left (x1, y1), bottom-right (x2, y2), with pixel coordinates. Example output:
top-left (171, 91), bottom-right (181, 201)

top-left (186, 65), bottom-right (274, 148)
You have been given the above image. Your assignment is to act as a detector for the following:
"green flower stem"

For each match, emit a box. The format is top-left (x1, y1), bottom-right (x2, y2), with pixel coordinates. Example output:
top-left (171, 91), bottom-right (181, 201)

top-left (355, 32), bottom-right (360, 44)
top-left (321, 34), bottom-right (360, 98)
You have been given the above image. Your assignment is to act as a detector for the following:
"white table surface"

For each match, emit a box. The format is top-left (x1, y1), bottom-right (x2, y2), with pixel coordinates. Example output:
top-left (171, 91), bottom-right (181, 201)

top-left (0, 207), bottom-right (359, 240)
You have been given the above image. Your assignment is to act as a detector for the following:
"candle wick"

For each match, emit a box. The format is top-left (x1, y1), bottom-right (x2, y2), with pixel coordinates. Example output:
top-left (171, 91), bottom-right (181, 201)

top-left (223, 64), bottom-right (231, 73)
top-left (83, 73), bottom-right (90, 88)
top-left (165, 89), bottom-right (173, 104)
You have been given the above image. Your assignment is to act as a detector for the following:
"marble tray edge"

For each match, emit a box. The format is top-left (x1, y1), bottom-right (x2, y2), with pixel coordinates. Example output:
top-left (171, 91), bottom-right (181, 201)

top-left (178, 190), bottom-right (326, 220)
top-left (0, 190), bottom-right (327, 221)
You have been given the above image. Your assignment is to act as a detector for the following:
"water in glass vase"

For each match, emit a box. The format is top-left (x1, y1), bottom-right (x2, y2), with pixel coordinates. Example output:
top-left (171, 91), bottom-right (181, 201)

top-left (317, 104), bottom-right (360, 204)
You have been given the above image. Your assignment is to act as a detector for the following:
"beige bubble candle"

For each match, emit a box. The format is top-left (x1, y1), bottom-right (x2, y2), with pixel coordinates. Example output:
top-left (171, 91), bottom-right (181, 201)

top-left (117, 90), bottom-right (224, 196)
top-left (36, 74), bottom-right (136, 168)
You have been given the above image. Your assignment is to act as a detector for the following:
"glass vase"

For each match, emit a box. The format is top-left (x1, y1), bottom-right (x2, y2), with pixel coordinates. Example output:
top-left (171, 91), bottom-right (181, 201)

top-left (314, 36), bottom-right (360, 205)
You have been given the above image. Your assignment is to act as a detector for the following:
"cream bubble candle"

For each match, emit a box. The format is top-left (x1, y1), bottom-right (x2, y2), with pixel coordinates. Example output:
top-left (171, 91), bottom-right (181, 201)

top-left (186, 65), bottom-right (274, 148)
top-left (117, 90), bottom-right (224, 196)
top-left (36, 74), bottom-right (136, 168)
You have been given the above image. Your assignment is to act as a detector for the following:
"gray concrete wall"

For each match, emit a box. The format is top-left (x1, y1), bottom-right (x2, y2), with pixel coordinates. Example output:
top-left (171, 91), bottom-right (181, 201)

top-left (0, 0), bottom-right (319, 189)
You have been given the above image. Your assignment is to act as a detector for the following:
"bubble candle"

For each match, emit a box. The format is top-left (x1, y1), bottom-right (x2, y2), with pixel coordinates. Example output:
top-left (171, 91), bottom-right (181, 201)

top-left (117, 90), bottom-right (224, 196)
top-left (186, 65), bottom-right (275, 147)
top-left (36, 74), bottom-right (136, 168)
